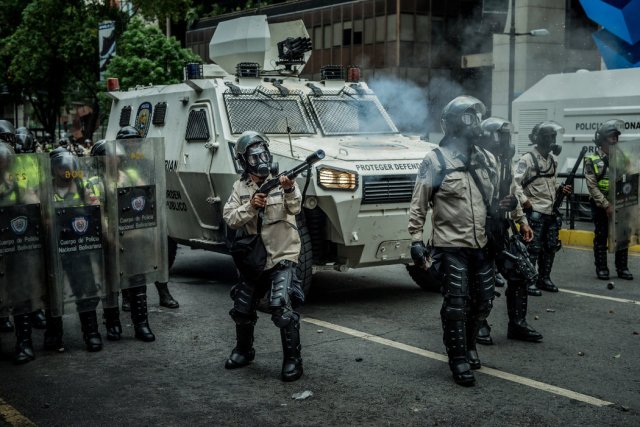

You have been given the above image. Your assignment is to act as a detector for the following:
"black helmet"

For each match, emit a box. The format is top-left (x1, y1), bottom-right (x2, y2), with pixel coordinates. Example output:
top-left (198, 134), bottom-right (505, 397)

top-left (529, 121), bottom-right (564, 155)
top-left (594, 119), bottom-right (624, 146)
top-left (50, 148), bottom-right (78, 181)
top-left (479, 117), bottom-right (515, 158)
top-left (90, 139), bottom-right (125, 158)
top-left (440, 95), bottom-right (486, 139)
top-left (0, 120), bottom-right (16, 145)
top-left (90, 139), bottom-right (107, 156)
top-left (16, 132), bottom-right (35, 153)
top-left (116, 125), bottom-right (140, 140)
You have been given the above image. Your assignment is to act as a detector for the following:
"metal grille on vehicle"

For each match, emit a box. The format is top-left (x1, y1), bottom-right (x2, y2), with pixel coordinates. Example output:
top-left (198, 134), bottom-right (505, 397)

top-left (362, 175), bottom-right (416, 205)
top-left (119, 106), bottom-right (132, 127)
top-left (309, 94), bottom-right (398, 135)
top-left (152, 102), bottom-right (167, 125)
top-left (223, 88), bottom-right (315, 134)
top-left (185, 109), bottom-right (210, 142)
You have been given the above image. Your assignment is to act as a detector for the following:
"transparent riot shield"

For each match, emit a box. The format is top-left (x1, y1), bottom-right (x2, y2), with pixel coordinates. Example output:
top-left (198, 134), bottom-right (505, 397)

top-left (105, 138), bottom-right (168, 292)
top-left (608, 139), bottom-right (640, 252)
top-left (0, 146), bottom-right (50, 316)
top-left (46, 154), bottom-right (108, 317)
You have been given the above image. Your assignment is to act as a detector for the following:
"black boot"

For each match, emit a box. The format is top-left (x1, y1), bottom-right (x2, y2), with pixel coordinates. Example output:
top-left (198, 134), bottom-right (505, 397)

top-left (0, 316), bottom-right (14, 332)
top-left (506, 283), bottom-right (543, 342)
top-left (476, 319), bottom-right (493, 346)
top-left (121, 289), bottom-right (131, 312)
top-left (615, 250), bottom-right (633, 280)
top-left (43, 313), bottom-right (64, 352)
top-left (443, 316), bottom-right (474, 386)
top-left (155, 282), bottom-right (179, 308)
top-left (79, 311), bottom-right (103, 352)
top-left (280, 320), bottom-right (303, 382)
top-left (103, 307), bottom-right (122, 341)
top-left (30, 309), bottom-right (47, 329)
top-left (225, 323), bottom-right (255, 369)
top-left (130, 286), bottom-right (155, 342)
top-left (13, 314), bottom-right (35, 364)
top-left (536, 252), bottom-right (559, 292)
top-left (594, 245), bottom-right (609, 280)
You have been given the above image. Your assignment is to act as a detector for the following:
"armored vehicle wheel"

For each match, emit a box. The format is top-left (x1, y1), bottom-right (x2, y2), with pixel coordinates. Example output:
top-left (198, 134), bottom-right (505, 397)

top-left (296, 213), bottom-right (313, 297)
top-left (406, 264), bottom-right (441, 293)
top-left (168, 237), bottom-right (178, 270)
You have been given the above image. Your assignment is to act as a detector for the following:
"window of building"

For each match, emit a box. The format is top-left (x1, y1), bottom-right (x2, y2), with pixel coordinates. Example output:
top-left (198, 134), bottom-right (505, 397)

top-left (314, 26), bottom-right (322, 50)
top-left (400, 13), bottom-right (414, 41)
top-left (364, 17), bottom-right (375, 43)
top-left (323, 25), bottom-right (332, 48)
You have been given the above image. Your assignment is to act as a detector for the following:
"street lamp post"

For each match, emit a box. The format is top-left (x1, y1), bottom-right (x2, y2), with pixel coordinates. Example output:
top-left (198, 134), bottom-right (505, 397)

top-left (506, 0), bottom-right (549, 122)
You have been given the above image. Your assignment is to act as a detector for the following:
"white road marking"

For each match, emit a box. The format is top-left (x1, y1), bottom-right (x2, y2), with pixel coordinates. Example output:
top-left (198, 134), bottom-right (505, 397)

top-left (303, 317), bottom-right (614, 408)
top-left (0, 398), bottom-right (36, 427)
top-left (559, 288), bottom-right (640, 305)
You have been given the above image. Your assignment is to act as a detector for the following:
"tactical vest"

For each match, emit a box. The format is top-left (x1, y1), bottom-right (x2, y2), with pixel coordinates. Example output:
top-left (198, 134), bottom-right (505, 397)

top-left (520, 152), bottom-right (557, 190)
top-left (585, 153), bottom-right (608, 193)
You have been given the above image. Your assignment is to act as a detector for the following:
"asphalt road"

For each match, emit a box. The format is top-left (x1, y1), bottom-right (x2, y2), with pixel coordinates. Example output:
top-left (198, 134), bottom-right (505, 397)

top-left (0, 245), bottom-right (638, 426)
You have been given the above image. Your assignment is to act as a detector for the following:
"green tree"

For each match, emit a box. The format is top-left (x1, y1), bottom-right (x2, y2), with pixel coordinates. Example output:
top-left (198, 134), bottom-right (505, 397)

top-left (1, 0), bottom-right (122, 137)
top-left (104, 18), bottom-right (200, 91)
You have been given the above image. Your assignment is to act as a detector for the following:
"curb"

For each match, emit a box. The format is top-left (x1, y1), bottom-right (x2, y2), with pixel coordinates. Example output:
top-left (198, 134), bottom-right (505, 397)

top-left (559, 229), bottom-right (640, 253)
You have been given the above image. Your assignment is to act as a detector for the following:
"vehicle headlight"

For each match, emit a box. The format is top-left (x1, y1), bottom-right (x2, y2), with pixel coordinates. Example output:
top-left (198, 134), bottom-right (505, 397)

top-left (317, 167), bottom-right (358, 191)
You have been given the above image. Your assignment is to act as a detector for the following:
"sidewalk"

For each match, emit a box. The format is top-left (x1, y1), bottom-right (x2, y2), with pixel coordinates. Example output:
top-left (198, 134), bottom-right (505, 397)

top-left (560, 221), bottom-right (640, 253)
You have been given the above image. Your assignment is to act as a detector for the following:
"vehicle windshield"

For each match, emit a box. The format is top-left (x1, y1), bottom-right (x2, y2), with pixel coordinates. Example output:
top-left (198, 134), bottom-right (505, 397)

top-left (224, 88), bottom-right (316, 134)
top-left (309, 90), bottom-right (398, 135)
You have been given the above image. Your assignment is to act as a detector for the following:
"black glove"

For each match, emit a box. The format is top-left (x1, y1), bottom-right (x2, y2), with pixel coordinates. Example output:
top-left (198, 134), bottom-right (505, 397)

top-left (498, 195), bottom-right (518, 212)
top-left (410, 241), bottom-right (426, 267)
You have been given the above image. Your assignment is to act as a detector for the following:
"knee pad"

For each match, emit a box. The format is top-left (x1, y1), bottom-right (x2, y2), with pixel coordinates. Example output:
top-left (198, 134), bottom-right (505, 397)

top-left (229, 308), bottom-right (257, 325)
top-left (271, 308), bottom-right (298, 328)
top-left (268, 264), bottom-right (293, 310)
top-left (441, 297), bottom-right (466, 321)
top-left (231, 281), bottom-right (255, 316)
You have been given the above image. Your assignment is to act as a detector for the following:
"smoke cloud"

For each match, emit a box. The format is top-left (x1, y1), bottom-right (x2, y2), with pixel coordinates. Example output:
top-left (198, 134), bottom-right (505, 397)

top-left (369, 75), bottom-right (429, 134)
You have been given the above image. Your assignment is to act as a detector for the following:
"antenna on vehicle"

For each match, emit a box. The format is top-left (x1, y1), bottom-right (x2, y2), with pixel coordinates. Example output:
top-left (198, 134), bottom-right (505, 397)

top-left (285, 117), bottom-right (298, 159)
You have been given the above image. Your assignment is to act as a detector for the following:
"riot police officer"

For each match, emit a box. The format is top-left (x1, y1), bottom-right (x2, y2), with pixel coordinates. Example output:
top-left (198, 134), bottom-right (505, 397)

top-left (223, 131), bottom-right (304, 382)
top-left (44, 148), bottom-right (103, 352)
top-left (475, 117), bottom-right (542, 345)
top-left (116, 126), bottom-right (179, 312)
top-left (584, 120), bottom-right (633, 281)
top-left (87, 139), bottom-right (123, 341)
top-left (408, 96), bottom-right (497, 386)
top-left (514, 121), bottom-right (572, 295)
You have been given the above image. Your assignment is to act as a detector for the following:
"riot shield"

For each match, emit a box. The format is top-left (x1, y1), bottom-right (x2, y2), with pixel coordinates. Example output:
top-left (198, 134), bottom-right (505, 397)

top-left (46, 154), bottom-right (108, 317)
top-left (608, 139), bottom-right (640, 252)
top-left (104, 138), bottom-right (168, 291)
top-left (0, 146), bottom-right (50, 316)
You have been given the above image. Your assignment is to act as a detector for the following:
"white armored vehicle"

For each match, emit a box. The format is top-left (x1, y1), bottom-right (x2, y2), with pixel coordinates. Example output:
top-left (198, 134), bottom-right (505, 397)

top-left (105, 16), bottom-right (435, 293)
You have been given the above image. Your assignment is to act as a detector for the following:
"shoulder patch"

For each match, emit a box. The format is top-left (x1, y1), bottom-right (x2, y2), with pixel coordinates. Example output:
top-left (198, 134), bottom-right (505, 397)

top-left (516, 161), bottom-right (527, 174)
top-left (418, 157), bottom-right (431, 179)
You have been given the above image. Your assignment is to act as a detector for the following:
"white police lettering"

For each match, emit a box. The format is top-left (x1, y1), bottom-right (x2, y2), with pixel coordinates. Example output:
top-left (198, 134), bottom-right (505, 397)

top-left (575, 121), bottom-right (640, 131)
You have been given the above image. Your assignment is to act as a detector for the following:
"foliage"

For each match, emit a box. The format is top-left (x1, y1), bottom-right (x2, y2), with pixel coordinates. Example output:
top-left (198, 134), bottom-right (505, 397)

top-left (104, 18), bottom-right (201, 91)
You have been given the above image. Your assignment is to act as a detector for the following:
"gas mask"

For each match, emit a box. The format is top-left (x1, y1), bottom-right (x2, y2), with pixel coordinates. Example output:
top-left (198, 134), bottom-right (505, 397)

top-left (244, 143), bottom-right (278, 178)
top-left (537, 133), bottom-right (562, 156)
top-left (478, 118), bottom-right (515, 159)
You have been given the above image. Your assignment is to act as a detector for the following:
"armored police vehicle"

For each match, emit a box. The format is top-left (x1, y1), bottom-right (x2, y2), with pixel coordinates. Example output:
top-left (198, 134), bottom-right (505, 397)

top-left (104, 15), bottom-right (435, 294)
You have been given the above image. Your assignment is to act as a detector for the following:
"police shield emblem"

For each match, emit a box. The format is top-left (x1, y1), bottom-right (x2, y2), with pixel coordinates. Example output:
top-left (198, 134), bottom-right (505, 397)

top-left (10, 216), bottom-right (28, 235)
top-left (131, 195), bottom-right (146, 212)
top-left (71, 216), bottom-right (89, 235)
